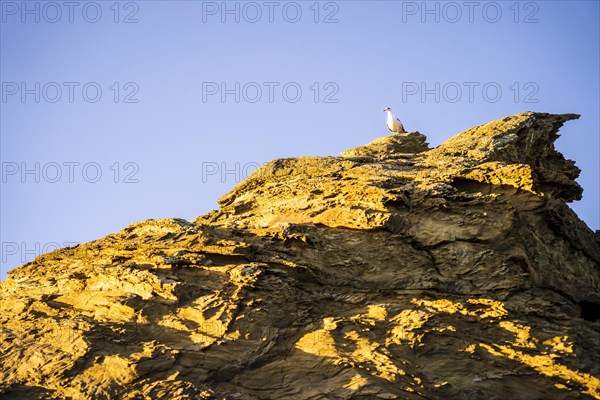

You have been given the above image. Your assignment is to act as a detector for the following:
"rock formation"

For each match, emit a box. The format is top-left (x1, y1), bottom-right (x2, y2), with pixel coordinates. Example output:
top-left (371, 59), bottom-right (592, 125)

top-left (1, 112), bottom-right (599, 399)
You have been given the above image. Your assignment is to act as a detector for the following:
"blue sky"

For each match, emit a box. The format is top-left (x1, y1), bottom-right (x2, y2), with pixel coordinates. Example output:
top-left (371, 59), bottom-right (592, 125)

top-left (1, 0), bottom-right (599, 279)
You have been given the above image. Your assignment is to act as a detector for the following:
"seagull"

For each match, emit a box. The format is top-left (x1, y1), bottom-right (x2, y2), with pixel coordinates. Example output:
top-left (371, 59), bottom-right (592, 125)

top-left (383, 107), bottom-right (406, 133)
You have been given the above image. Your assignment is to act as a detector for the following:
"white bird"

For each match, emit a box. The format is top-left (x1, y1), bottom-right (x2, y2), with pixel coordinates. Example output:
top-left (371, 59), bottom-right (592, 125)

top-left (383, 107), bottom-right (406, 133)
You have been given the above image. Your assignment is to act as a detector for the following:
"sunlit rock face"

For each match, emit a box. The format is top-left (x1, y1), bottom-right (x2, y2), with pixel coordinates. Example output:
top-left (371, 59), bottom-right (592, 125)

top-left (1, 112), bottom-right (599, 399)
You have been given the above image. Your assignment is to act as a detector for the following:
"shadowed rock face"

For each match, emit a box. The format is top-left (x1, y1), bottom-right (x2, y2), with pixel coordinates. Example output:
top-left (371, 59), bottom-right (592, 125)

top-left (1, 112), bottom-right (599, 400)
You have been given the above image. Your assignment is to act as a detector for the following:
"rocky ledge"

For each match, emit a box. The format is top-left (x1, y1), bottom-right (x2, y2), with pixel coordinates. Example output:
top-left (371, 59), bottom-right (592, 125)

top-left (1, 112), bottom-right (599, 399)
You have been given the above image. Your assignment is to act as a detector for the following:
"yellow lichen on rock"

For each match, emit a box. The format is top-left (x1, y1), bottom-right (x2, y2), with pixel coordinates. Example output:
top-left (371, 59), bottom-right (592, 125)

top-left (499, 321), bottom-right (538, 348)
top-left (386, 309), bottom-right (431, 348)
top-left (479, 343), bottom-right (600, 398)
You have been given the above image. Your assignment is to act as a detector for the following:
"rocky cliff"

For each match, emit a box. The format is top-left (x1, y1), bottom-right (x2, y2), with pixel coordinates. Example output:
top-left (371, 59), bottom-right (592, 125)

top-left (1, 112), bottom-right (599, 399)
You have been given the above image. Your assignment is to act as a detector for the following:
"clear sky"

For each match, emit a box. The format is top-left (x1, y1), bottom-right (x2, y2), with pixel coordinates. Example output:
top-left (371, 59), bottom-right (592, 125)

top-left (1, 0), bottom-right (599, 279)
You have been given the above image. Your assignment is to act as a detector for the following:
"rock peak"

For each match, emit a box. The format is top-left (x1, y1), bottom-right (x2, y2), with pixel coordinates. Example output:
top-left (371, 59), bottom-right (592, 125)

top-left (341, 131), bottom-right (430, 157)
top-left (213, 112), bottom-right (584, 233)
top-left (430, 112), bottom-right (582, 201)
